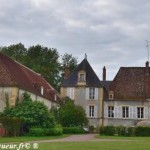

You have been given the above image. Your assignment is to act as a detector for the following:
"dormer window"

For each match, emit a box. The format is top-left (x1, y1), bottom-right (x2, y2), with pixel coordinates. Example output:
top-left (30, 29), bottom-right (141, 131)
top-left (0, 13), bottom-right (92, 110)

top-left (79, 73), bottom-right (85, 81)
top-left (78, 71), bottom-right (86, 82)
top-left (109, 91), bottom-right (114, 100)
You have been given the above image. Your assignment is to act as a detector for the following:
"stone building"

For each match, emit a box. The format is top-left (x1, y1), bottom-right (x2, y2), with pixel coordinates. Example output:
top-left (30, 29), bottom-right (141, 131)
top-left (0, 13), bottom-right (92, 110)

top-left (104, 61), bottom-right (150, 126)
top-left (61, 57), bottom-right (104, 127)
top-left (0, 53), bottom-right (59, 111)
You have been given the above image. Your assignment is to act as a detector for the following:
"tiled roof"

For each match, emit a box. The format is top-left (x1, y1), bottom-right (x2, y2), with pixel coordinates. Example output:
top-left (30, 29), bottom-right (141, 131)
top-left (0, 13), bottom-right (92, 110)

top-left (109, 66), bottom-right (150, 100)
top-left (61, 58), bottom-right (102, 87)
top-left (0, 53), bottom-right (59, 102)
top-left (101, 81), bottom-right (112, 91)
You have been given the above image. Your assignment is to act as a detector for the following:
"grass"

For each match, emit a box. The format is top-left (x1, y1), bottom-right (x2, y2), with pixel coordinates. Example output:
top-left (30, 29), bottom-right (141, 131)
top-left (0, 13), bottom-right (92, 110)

top-left (0, 134), bottom-right (69, 143)
top-left (0, 135), bottom-right (150, 150)
top-left (38, 135), bottom-right (150, 150)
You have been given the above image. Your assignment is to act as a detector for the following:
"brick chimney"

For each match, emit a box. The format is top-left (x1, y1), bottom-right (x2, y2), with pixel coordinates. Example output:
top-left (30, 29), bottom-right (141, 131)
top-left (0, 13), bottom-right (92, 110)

top-left (65, 65), bottom-right (70, 79)
top-left (145, 61), bottom-right (149, 76)
top-left (103, 66), bottom-right (106, 81)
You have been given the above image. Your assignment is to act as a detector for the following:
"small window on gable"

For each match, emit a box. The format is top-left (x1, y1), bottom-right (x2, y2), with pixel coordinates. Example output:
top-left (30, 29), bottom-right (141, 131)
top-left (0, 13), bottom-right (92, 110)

top-left (78, 71), bottom-right (86, 82)
top-left (79, 73), bottom-right (85, 81)
top-left (109, 91), bottom-right (114, 100)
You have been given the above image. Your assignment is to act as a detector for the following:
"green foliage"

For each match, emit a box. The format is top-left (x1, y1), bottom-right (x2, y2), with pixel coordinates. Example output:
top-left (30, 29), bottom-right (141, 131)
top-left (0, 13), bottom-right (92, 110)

top-left (29, 125), bottom-right (63, 136)
top-left (63, 127), bottom-right (85, 134)
top-left (1, 93), bottom-right (56, 131)
top-left (0, 43), bottom-right (78, 90)
top-left (135, 126), bottom-right (150, 136)
top-left (100, 126), bottom-right (116, 136)
top-left (58, 97), bottom-right (88, 127)
top-left (100, 126), bottom-right (150, 137)
top-left (0, 116), bottom-right (23, 136)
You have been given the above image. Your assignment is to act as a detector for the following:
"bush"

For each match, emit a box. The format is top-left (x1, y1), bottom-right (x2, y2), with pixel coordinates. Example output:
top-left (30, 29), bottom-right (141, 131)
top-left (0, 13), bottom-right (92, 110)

top-left (100, 126), bottom-right (116, 136)
top-left (29, 125), bottom-right (63, 136)
top-left (63, 127), bottom-right (85, 134)
top-left (0, 116), bottom-right (23, 136)
top-left (29, 128), bottom-right (45, 136)
top-left (135, 126), bottom-right (150, 136)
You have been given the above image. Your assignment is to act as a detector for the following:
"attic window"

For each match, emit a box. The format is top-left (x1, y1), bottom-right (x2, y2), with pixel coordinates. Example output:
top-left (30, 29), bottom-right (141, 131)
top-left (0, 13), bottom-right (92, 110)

top-left (78, 71), bottom-right (86, 82)
top-left (109, 91), bottom-right (114, 100)
top-left (79, 73), bottom-right (85, 81)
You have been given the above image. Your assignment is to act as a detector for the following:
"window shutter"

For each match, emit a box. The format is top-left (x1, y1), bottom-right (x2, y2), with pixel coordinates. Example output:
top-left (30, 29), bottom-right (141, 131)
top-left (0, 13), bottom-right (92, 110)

top-left (95, 88), bottom-right (98, 100)
top-left (133, 107), bottom-right (137, 119)
top-left (114, 106), bottom-right (118, 118)
top-left (86, 106), bottom-right (89, 117)
top-left (104, 105), bottom-right (108, 118)
top-left (118, 106), bottom-right (122, 118)
top-left (129, 106), bottom-right (133, 119)
top-left (94, 106), bottom-right (98, 118)
top-left (67, 88), bottom-right (70, 98)
top-left (144, 107), bottom-right (148, 119)
top-left (86, 88), bottom-right (89, 100)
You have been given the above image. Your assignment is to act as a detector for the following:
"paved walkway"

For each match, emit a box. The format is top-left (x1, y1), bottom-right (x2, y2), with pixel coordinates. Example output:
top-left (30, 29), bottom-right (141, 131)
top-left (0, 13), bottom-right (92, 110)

top-left (30, 134), bottom-right (131, 143)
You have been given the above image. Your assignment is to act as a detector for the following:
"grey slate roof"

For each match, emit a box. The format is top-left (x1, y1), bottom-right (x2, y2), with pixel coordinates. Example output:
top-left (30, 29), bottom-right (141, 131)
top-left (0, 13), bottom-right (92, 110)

top-left (61, 58), bottom-right (102, 87)
top-left (101, 81), bottom-right (112, 91)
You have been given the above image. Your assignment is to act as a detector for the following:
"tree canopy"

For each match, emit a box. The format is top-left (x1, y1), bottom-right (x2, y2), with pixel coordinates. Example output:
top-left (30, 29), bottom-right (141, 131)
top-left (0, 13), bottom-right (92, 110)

top-left (1, 93), bottom-right (55, 129)
top-left (0, 43), bottom-right (78, 90)
top-left (52, 97), bottom-right (88, 127)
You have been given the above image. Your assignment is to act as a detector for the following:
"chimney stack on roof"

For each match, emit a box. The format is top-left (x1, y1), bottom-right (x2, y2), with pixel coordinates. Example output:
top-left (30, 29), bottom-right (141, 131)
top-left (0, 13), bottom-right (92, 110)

top-left (146, 61), bottom-right (149, 68)
top-left (65, 65), bottom-right (70, 79)
top-left (103, 66), bottom-right (106, 81)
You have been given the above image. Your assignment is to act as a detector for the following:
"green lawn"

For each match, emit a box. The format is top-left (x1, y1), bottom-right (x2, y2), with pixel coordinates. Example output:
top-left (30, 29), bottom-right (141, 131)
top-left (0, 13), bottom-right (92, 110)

top-left (39, 136), bottom-right (150, 150)
top-left (0, 134), bottom-right (68, 143)
top-left (0, 135), bottom-right (150, 150)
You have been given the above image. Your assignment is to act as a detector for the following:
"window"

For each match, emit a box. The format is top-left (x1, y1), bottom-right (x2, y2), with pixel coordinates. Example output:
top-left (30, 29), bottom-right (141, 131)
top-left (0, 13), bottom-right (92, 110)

top-left (108, 106), bottom-right (114, 118)
top-left (122, 106), bottom-right (129, 118)
top-left (67, 88), bottom-right (74, 100)
top-left (89, 106), bottom-right (94, 117)
top-left (89, 88), bottom-right (95, 99)
top-left (137, 107), bottom-right (144, 119)
top-left (109, 91), bottom-right (114, 99)
top-left (79, 73), bottom-right (85, 81)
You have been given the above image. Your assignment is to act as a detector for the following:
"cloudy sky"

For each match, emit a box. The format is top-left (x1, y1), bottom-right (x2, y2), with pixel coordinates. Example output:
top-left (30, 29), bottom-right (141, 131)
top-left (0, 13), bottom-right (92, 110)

top-left (0, 0), bottom-right (150, 80)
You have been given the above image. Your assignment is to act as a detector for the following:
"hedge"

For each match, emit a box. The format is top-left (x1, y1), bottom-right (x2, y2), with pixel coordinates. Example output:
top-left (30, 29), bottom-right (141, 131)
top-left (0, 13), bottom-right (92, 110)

top-left (100, 126), bottom-right (150, 136)
top-left (63, 127), bottom-right (85, 134)
top-left (29, 125), bottom-right (63, 136)
top-left (0, 117), bottom-right (23, 136)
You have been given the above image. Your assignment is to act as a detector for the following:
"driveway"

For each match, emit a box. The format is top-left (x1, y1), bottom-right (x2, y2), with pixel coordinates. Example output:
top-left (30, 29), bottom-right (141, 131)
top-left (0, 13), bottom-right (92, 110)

top-left (31, 134), bottom-right (131, 143)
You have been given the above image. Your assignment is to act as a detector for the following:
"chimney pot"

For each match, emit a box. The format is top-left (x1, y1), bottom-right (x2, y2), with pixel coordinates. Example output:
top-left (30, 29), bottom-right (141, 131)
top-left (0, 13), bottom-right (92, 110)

top-left (103, 66), bottom-right (106, 81)
top-left (146, 61), bottom-right (149, 67)
top-left (65, 65), bottom-right (70, 79)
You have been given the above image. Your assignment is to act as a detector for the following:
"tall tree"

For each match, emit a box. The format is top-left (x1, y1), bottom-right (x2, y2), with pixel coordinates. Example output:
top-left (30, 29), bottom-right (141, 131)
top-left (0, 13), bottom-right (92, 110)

top-left (25, 45), bottom-right (61, 89)
top-left (61, 53), bottom-right (78, 81)
top-left (0, 43), bottom-right (27, 63)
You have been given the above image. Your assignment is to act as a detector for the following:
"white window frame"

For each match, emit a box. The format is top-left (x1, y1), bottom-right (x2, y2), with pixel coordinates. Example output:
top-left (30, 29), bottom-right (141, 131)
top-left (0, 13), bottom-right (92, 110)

top-left (67, 88), bottom-right (74, 100)
top-left (89, 87), bottom-right (95, 99)
top-left (89, 106), bottom-right (94, 117)
top-left (137, 107), bottom-right (144, 119)
top-left (108, 106), bottom-right (114, 118)
top-left (122, 106), bottom-right (129, 118)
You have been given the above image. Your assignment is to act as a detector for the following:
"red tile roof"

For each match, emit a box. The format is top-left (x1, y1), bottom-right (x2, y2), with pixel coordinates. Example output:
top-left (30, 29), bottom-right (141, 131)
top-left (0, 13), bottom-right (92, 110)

top-left (109, 66), bottom-right (150, 100)
top-left (0, 53), bottom-right (60, 102)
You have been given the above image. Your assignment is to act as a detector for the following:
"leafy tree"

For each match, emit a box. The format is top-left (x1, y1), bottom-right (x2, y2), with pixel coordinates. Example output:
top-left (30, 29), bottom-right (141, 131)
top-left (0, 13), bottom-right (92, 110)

top-left (1, 93), bottom-right (55, 130)
top-left (0, 43), bottom-right (27, 62)
top-left (58, 97), bottom-right (88, 127)
top-left (60, 53), bottom-right (78, 81)
top-left (24, 45), bottom-right (61, 90)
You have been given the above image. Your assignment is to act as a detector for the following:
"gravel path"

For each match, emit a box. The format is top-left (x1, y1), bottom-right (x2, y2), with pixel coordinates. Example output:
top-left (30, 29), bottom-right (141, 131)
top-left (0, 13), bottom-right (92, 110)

top-left (30, 134), bottom-right (132, 143)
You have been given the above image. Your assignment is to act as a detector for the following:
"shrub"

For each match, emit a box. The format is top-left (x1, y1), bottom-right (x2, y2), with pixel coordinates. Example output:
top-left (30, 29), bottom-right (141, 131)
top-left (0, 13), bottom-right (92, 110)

top-left (100, 126), bottom-right (116, 136)
top-left (29, 128), bottom-right (45, 136)
top-left (135, 126), bottom-right (150, 136)
top-left (29, 125), bottom-right (63, 136)
top-left (63, 127), bottom-right (85, 134)
top-left (0, 116), bottom-right (23, 136)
